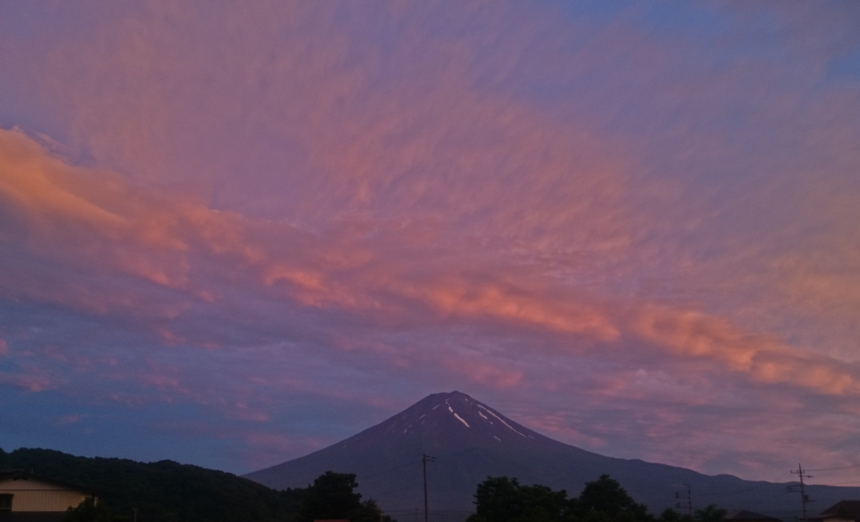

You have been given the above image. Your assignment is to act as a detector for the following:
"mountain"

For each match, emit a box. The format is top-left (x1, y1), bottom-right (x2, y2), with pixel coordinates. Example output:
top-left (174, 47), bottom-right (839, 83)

top-left (245, 391), bottom-right (860, 522)
top-left (0, 447), bottom-right (305, 522)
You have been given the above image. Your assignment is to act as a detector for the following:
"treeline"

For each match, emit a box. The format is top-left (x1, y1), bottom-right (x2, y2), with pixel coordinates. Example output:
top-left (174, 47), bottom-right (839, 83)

top-left (2, 447), bottom-right (724, 522)
top-left (467, 474), bottom-right (726, 522)
top-left (1, 447), bottom-right (304, 521)
top-left (1, 447), bottom-right (400, 522)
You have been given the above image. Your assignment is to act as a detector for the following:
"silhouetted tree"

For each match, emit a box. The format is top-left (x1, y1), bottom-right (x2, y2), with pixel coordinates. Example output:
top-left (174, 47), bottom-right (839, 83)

top-left (695, 504), bottom-right (726, 522)
top-left (297, 471), bottom-right (389, 522)
top-left (64, 498), bottom-right (113, 522)
top-left (569, 474), bottom-right (653, 522)
top-left (660, 508), bottom-right (695, 522)
top-left (467, 476), bottom-right (569, 522)
top-left (468, 473), bottom-right (657, 522)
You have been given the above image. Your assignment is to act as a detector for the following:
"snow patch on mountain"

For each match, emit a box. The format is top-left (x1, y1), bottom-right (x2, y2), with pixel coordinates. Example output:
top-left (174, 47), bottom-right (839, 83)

top-left (477, 404), bottom-right (527, 437)
top-left (453, 412), bottom-right (470, 428)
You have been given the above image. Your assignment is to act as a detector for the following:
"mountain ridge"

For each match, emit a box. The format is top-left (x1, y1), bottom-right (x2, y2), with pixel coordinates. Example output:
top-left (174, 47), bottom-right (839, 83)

top-left (0, 447), bottom-right (305, 522)
top-left (245, 391), bottom-right (860, 522)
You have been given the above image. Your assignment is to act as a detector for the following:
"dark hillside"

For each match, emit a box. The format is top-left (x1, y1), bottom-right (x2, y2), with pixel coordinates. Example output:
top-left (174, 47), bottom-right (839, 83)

top-left (0, 447), bottom-right (305, 522)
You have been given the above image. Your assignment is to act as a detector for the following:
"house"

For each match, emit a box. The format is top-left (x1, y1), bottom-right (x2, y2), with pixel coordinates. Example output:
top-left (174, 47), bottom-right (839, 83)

top-left (725, 509), bottom-right (784, 522)
top-left (809, 501), bottom-right (860, 522)
top-left (0, 470), bottom-right (98, 521)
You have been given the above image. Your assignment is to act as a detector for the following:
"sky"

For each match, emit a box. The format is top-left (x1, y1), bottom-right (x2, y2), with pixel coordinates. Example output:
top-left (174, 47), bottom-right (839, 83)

top-left (1, 1), bottom-right (860, 487)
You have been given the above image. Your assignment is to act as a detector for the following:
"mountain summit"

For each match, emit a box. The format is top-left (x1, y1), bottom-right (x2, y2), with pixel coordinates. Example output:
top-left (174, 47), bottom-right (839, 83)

top-left (367, 390), bottom-right (539, 445)
top-left (327, 390), bottom-right (581, 453)
top-left (245, 392), bottom-right (859, 521)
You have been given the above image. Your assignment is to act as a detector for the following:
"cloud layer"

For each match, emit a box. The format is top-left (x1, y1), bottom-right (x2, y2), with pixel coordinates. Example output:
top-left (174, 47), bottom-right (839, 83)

top-left (1, 1), bottom-right (859, 484)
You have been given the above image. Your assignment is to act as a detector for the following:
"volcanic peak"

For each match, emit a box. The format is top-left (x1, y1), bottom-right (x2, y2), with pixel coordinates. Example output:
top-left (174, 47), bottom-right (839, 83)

top-left (354, 391), bottom-right (543, 449)
top-left (243, 390), bottom-right (860, 521)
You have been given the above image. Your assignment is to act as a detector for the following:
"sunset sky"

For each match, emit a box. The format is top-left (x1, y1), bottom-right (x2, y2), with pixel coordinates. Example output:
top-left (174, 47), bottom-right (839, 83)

top-left (1, 2), bottom-right (860, 486)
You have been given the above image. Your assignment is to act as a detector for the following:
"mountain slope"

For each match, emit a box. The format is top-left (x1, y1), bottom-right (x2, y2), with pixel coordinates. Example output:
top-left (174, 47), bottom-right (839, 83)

top-left (245, 391), bottom-right (860, 522)
top-left (0, 447), bottom-right (305, 522)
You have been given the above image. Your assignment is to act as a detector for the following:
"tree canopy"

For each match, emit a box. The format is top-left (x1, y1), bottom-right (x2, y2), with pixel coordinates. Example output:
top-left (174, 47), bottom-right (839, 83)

top-left (467, 474), bottom-right (719, 522)
top-left (570, 474), bottom-right (652, 522)
top-left (468, 476), bottom-right (569, 522)
top-left (297, 471), bottom-right (390, 522)
top-left (694, 504), bottom-right (727, 522)
top-left (64, 497), bottom-right (113, 522)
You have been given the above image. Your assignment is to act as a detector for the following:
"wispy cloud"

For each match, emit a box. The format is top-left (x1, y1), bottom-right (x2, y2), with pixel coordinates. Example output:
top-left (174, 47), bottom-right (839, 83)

top-left (0, 1), bottom-right (858, 480)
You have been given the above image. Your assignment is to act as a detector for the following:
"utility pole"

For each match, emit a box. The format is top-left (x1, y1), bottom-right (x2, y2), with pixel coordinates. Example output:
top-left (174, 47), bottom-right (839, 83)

top-left (675, 483), bottom-right (692, 516)
top-left (790, 463), bottom-right (814, 522)
top-left (423, 453), bottom-right (435, 522)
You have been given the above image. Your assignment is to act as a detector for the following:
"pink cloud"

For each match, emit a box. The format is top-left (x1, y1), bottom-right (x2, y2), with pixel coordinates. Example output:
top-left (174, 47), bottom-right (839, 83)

top-left (633, 305), bottom-right (860, 397)
top-left (0, 1), bottom-right (859, 481)
top-left (4, 124), bottom-right (860, 410)
top-left (439, 355), bottom-right (523, 389)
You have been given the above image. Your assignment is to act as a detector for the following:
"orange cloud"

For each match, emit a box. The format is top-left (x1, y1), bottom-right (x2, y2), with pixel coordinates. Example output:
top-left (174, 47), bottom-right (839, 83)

top-left (0, 128), bottom-right (127, 233)
top-left (7, 126), bottom-right (860, 407)
top-left (9, 120), bottom-right (860, 415)
top-left (418, 278), bottom-right (619, 341)
top-left (634, 305), bottom-right (860, 396)
top-left (1, 128), bottom-right (616, 343)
